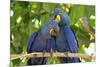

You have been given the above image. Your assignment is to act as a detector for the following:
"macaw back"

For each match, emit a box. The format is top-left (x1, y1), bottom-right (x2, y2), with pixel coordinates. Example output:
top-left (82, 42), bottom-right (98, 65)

top-left (63, 26), bottom-right (80, 63)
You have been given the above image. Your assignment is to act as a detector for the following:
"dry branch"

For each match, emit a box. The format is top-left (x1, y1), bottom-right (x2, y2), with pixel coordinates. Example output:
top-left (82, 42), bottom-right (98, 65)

top-left (11, 52), bottom-right (95, 60)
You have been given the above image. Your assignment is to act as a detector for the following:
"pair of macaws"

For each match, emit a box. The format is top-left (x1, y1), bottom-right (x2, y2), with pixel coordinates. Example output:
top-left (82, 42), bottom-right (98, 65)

top-left (27, 8), bottom-right (80, 65)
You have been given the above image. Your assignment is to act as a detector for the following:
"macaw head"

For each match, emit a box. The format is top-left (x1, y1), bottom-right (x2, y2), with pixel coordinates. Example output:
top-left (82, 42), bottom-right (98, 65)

top-left (48, 20), bottom-right (60, 36)
top-left (41, 20), bottom-right (60, 39)
top-left (51, 8), bottom-right (70, 27)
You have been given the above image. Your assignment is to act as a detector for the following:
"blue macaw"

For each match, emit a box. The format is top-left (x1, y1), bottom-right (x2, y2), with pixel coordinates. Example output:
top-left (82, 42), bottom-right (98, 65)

top-left (51, 8), bottom-right (80, 63)
top-left (27, 20), bottom-right (60, 65)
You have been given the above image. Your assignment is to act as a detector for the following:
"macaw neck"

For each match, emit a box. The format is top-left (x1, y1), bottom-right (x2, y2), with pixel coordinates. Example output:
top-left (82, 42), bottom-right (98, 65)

top-left (60, 25), bottom-right (71, 39)
top-left (60, 12), bottom-right (70, 26)
top-left (60, 25), bottom-right (70, 30)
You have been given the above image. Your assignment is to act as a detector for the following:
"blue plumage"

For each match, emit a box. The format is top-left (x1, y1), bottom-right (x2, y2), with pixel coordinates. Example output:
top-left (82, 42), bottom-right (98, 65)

top-left (52, 8), bottom-right (80, 63)
top-left (27, 8), bottom-right (80, 65)
top-left (27, 20), bottom-right (59, 65)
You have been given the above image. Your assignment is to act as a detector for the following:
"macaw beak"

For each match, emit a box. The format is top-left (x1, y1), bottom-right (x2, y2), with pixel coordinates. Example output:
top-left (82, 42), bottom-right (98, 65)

top-left (49, 27), bottom-right (59, 36)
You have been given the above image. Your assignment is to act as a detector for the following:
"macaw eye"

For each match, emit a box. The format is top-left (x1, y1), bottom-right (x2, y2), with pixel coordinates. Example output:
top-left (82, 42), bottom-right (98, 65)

top-left (55, 15), bottom-right (61, 22)
top-left (49, 24), bottom-right (52, 29)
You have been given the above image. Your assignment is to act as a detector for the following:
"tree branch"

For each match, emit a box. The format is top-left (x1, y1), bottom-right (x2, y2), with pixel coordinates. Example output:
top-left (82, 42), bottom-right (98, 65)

top-left (11, 52), bottom-right (95, 60)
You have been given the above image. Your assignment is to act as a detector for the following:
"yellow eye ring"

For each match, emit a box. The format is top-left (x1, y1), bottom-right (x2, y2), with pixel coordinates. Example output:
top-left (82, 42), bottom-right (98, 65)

top-left (49, 24), bottom-right (52, 29)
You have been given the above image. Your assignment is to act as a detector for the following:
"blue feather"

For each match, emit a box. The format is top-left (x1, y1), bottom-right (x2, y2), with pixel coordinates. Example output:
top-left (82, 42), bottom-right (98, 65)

top-left (27, 20), bottom-right (59, 65)
top-left (52, 8), bottom-right (80, 63)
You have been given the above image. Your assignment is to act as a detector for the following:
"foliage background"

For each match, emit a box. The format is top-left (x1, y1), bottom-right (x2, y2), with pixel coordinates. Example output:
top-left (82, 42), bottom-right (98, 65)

top-left (10, 1), bottom-right (95, 66)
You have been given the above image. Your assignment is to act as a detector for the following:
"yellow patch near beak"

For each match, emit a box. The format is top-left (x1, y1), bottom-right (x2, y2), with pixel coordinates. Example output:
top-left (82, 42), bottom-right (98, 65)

top-left (55, 15), bottom-right (61, 22)
top-left (49, 28), bottom-right (54, 34)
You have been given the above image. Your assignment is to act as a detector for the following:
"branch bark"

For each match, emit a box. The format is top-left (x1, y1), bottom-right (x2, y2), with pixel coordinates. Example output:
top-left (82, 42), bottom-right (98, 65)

top-left (11, 52), bottom-right (95, 60)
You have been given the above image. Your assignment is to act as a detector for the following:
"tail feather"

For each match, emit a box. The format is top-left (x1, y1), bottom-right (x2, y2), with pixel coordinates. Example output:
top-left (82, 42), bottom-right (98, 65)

top-left (61, 57), bottom-right (81, 63)
top-left (27, 58), bottom-right (47, 65)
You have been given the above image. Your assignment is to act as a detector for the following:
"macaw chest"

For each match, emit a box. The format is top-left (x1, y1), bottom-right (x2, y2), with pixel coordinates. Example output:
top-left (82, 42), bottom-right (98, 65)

top-left (56, 31), bottom-right (70, 52)
top-left (31, 35), bottom-right (47, 52)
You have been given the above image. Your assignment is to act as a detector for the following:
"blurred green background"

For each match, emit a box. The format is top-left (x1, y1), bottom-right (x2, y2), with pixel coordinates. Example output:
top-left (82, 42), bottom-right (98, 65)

top-left (10, 1), bottom-right (95, 66)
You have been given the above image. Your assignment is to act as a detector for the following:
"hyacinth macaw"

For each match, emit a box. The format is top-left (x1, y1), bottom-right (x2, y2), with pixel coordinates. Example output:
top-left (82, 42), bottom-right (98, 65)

top-left (27, 20), bottom-right (60, 65)
top-left (51, 8), bottom-right (80, 63)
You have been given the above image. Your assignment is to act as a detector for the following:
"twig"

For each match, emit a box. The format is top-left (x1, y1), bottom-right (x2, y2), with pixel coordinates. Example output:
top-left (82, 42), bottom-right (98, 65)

top-left (10, 52), bottom-right (95, 60)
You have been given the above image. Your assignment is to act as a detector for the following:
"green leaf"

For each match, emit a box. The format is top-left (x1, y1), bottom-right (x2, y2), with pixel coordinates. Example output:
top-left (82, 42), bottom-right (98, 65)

top-left (43, 3), bottom-right (57, 13)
